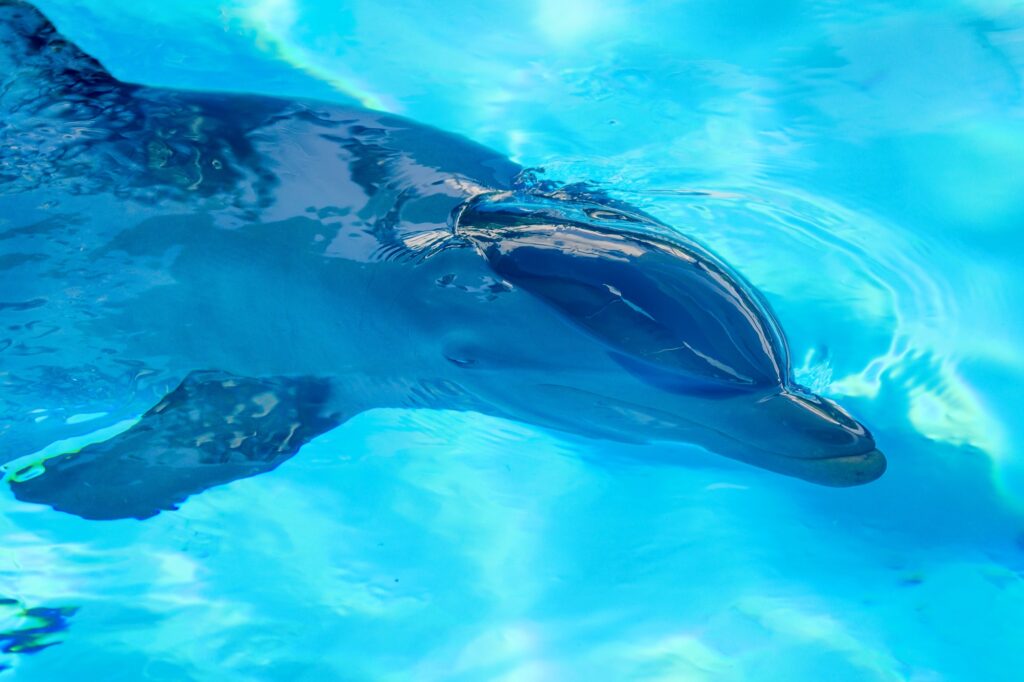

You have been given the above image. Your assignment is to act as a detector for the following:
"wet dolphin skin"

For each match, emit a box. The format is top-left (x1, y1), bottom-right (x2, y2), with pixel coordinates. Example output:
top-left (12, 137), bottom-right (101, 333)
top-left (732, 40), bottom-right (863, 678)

top-left (0, 0), bottom-right (885, 520)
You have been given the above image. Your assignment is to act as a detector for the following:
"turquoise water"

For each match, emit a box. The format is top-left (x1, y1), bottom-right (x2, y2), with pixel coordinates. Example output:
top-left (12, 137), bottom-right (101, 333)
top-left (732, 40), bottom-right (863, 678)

top-left (4, 0), bottom-right (1024, 679)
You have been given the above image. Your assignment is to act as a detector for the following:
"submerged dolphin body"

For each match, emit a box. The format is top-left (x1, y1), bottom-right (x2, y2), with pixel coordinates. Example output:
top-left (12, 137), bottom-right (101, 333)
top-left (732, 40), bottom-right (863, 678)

top-left (0, 1), bottom-right (885, 520)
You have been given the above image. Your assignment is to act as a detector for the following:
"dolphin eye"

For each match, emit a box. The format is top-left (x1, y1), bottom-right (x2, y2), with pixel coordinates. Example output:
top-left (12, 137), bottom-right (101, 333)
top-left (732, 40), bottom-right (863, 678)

top-left (466, 211), bottom-right (790, 390)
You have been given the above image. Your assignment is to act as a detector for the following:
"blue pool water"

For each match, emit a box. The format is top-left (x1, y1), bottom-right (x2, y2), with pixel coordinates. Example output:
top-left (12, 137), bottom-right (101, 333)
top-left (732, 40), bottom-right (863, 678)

top-left (4, 0), bottom-right (1024, 679)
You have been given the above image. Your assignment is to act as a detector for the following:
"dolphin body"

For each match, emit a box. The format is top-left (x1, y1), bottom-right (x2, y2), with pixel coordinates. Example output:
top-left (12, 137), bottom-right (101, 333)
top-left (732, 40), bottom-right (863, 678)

top-left (0, 1), bottom-right (885, 520)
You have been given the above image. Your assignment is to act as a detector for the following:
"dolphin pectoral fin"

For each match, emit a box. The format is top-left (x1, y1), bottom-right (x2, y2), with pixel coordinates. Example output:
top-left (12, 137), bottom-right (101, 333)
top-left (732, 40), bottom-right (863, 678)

top-left (8, 371), bottom-right (346, 520)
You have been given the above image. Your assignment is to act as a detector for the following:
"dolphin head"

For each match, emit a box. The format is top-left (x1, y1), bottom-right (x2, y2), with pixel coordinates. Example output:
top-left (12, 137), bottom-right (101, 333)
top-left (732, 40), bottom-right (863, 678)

top-left (449, 191), bottom-right (885, 486)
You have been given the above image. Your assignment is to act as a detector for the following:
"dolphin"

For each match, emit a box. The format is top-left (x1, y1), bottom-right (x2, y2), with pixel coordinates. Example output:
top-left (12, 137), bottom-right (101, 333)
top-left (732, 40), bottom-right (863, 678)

top-left (0, 1), bottom-right (885, 520)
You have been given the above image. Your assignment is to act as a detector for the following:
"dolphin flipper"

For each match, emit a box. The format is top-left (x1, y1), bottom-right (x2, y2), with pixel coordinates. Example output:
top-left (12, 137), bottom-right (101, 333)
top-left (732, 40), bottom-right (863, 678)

top-left (8, 371), bottom-right (345, 520)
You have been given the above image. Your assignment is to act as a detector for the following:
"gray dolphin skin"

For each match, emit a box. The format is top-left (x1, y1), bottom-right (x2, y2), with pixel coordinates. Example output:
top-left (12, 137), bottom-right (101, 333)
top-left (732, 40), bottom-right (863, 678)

top-left (0, 1), bottom-right (885, 520)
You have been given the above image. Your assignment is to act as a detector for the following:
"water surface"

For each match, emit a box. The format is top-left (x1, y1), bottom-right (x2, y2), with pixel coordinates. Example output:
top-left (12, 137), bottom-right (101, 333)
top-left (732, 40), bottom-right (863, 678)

top-left (4, 1), bottom-right (1024, 679)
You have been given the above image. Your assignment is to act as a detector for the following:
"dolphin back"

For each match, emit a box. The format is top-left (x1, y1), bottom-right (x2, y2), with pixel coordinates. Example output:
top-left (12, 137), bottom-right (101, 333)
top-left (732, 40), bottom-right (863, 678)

top-left (1, 0), bottom-right (521, 472)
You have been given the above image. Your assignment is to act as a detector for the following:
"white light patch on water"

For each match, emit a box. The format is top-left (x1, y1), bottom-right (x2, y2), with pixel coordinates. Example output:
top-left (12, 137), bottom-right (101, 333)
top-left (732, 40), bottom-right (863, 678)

top-left (533, 0), bottom-right (624, 47)
top-left (736, 595), bottom-right (906, 682)
top-left (622, 633), bottom-right (739, 682)
top-left (234, 0), bottom-right (392, 111)
top-left (64, 412), bottom-right (108, 425)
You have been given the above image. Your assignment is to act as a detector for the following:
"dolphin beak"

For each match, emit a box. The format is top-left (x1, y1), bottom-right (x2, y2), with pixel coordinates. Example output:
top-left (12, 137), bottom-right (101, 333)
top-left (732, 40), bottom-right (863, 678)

top-left (706, 388), bottom-right (887, 486)
top-left (775, 447), bottom-right (888, 487)
top-left (710, 434), bottom-right (887, 487)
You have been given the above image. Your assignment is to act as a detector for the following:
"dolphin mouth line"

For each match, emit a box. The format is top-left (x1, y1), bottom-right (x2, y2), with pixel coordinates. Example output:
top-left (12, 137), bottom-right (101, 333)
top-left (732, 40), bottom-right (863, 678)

top-left (699, 434), bottom-right (887, 487)
top-left (642, 412), bottom-right (886, 487)
top-left (528, 384), bottom-right (885, 486)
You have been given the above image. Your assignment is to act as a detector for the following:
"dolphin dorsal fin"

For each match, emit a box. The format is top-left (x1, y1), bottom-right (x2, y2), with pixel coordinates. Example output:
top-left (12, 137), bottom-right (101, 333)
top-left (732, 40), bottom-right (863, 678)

top-left (0, 1), bottom-right (112, 93)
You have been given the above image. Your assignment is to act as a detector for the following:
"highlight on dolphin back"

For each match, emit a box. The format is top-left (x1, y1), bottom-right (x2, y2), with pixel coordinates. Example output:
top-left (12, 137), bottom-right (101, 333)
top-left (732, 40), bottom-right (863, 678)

top-left (0, 0), bottom-right (885, 521)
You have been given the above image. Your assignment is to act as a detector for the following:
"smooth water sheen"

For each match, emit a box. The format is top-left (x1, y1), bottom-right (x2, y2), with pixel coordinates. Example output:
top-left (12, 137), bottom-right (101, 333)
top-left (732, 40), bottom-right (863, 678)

top-left (3, 1), bottom-right (1024, 680)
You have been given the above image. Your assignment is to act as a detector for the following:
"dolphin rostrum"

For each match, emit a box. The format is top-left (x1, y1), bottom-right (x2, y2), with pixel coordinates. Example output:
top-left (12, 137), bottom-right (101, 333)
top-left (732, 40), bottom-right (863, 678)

top-left (0, 1), bottom-right (885, 520)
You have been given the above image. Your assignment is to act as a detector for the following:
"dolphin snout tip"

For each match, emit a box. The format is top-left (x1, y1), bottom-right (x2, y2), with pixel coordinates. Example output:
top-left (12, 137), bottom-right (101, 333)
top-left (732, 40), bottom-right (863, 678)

top-left (812, 447), bottom-right (887, 487)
